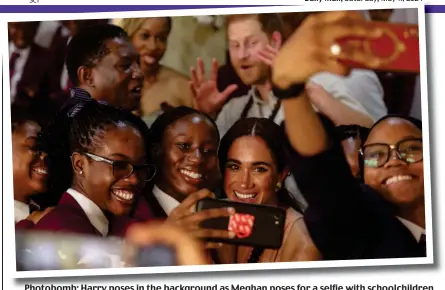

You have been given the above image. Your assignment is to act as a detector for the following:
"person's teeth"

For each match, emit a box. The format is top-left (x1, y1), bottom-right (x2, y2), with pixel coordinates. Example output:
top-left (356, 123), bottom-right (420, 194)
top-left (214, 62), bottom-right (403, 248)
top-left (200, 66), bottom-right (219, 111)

top-left (386, 175), bottom-right (413, 185)
top-left (112, 190), bottom-right (134, 201)
top-left (180, 169), bottom-right (202, 179)
top-left (33, 167), bottom-right (48, 175)
top-left (234, 191), bottom-right (256, 199)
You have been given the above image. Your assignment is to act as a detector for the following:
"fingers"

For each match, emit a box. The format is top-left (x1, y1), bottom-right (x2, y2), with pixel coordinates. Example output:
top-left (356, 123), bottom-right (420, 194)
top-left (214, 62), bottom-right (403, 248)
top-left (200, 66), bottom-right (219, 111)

top-left (206, 242), bottom-right (224, 249)
top-left (197, 58), bottom-right (206, 84)
top-left (184, 207), bottom-right (235, 226)
top-left (322, 23), bottom-right (383, 45)
top-left (194, 228), bottom-right (236, 240)
top-left (265, 45), bottom-right (279, 55)
top-left (256, 45), bottom-right (279, 66)
top-left (190, 67), bottom-right (199, 89)
top-left (126, 222), bottom-right (207, 266)
top-left (315, 10), bottom-right (364, 25)
top-left (189, 81), bottom-right (197, 97)
top-left (335, 42), bottom-right (382, 68)
top-left (170, 189), bottom-right (216, 218)
top-left (219, 84), bottom-right (238, 102)
top-left (210, 58), bottom-right (219, 82)
top-left (256, 51), bottom-right (274, 66)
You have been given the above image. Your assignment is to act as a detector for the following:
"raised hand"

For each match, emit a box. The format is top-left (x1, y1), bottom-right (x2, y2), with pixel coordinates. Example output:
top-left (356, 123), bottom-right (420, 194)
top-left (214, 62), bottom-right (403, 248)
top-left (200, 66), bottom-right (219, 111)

top-left (126, 222), bottom-right (208, 265)
top-left (190, 58), bottom-right (238, 115)
top-left (256, 45), bottom-right (280, 67)
top-left (272, 11), bottom-right (383, 89)
top-left (26, 207), bottom-right (55, 224)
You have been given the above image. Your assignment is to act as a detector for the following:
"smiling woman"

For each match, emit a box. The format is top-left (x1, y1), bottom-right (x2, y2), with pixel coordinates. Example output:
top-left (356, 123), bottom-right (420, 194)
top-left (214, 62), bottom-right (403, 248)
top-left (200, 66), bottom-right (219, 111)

top-left (16, 98), bottom-right (156, 236)
top-left (11, 103), bottom-right (50, 224)
top-left (216, 118), bottom-right (321, 263)
top-left (116, 18), bottom-right (195, 124)
top-left (148, 106), bottom-right (220, 212)
top-left (145, 106), bottom-right (239, 251)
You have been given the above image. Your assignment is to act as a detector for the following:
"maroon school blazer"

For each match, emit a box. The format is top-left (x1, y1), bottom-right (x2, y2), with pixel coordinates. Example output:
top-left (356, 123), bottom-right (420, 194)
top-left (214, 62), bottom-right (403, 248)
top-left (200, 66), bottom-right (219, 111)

top-left (31, 192), bottom-right (103, 236)
top-left (15, 192), bottom-right (153, 237)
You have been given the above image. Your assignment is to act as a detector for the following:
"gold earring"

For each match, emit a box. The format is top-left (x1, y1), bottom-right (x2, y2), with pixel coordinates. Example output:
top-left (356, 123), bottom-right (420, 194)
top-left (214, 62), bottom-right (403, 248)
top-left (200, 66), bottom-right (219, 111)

top-left (276, 182), bottom-right (282, 189)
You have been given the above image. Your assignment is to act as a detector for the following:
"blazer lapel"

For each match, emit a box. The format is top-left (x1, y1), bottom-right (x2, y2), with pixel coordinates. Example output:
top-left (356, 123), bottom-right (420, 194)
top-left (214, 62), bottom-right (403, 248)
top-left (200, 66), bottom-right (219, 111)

top-left (59, 192), bottom-right (102, 236)
top-left (144, 192), bottom-right (168, 219)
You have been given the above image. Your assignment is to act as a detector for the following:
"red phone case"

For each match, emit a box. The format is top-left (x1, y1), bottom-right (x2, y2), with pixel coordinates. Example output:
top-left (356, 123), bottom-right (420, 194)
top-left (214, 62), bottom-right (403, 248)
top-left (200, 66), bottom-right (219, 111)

top-left (196, 198), bottom-right (286, 249)
top-left (336, 22), bottom-right (420, 73)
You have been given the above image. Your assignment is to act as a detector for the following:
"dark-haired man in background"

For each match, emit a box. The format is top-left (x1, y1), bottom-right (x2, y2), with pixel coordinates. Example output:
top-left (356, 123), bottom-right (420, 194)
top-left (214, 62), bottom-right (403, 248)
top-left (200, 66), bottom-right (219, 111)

top-left (64, 24), bottom-right (144, 111)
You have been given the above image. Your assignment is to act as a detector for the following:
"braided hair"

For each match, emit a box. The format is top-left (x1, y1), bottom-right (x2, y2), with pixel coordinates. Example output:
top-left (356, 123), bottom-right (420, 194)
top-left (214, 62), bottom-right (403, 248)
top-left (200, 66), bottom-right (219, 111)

top-left (149, 106), bottom-right (219, 145)
top-left (36, 98), bottom-right (148, 207)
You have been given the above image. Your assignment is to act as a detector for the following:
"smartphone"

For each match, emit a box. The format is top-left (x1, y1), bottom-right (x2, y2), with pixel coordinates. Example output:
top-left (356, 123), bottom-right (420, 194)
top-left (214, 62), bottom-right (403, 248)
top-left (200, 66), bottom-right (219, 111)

top-left (335, 22), bottom-right (419, 73)
top-left (15, 231), bottom-right (177, 271)
top-left (196, 198), bottom-right (286, 249)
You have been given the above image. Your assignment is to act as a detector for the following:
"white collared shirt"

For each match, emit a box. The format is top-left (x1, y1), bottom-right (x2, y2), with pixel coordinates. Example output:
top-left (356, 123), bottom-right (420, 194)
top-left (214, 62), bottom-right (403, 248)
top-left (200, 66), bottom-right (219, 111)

top-left (9, 42), bottom-right (31, 102)
top-left (60, 36), bottom-right (72, 90)
top-left (152, 185), bottom-right (181, 216)
top-left (215, 71), bottom-right (373, 138)
top-left (14, 200), bottom-right (30, 223)
top-left (397, 216), bottom-right (426, 242)
top-left (14, 199), bottom-right (40, 223)
top-left (66, 188), bottom-right (109, 236)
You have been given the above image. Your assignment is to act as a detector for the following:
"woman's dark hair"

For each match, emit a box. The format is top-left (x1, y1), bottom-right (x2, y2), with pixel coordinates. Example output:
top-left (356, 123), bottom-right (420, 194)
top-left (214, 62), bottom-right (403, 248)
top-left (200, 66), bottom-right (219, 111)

top-left (149, 106), bottom-right (220, 144)
top-left (218, 117), bottom-right (304, 213)
top-left (11, 102), bottom-right (51, 133)
top-left (336, 124), bottom-right (370, 142)
top-left (359, 114), bottom-right (423, 182)
top-left (36, 98), bottom-right (148, 207)
top-left (363, 115), bottom-right (422, 144)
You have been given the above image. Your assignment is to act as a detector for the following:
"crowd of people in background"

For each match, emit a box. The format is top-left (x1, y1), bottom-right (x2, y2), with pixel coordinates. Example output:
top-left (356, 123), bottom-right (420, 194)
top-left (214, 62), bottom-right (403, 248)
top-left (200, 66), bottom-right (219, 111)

top-left (10, 9), bottom-right (426, 267)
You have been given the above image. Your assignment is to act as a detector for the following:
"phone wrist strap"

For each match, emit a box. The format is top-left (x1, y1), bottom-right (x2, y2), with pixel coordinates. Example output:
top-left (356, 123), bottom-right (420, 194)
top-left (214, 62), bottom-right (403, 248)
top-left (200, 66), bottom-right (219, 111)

top-left (272, 82), bottom-right (306, 100)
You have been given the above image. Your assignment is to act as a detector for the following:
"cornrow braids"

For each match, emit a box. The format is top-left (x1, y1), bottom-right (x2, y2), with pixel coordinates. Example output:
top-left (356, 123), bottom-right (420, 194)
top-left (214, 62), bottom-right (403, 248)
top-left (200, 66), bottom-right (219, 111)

top-left (36, 98), bottom-right (146, 207)
top-left (149, 106), bottom-right (220, 144)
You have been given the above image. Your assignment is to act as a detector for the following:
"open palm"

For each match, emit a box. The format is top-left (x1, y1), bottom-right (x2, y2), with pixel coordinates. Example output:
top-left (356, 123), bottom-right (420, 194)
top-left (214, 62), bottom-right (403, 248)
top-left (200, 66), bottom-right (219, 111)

top-left (189, 58), bottom-right (238, 115)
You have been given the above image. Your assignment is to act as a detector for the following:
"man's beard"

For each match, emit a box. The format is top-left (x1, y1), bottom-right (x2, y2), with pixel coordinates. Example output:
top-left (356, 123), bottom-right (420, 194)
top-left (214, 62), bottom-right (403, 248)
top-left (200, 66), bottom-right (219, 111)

top-left (236, 63), bottom-right (270, 86)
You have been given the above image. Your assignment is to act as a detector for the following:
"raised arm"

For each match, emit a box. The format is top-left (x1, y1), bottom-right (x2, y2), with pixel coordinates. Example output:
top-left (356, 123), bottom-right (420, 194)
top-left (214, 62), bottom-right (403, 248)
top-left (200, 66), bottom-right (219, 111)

top-left (272, 11), bottom-right (381, 155)
top-left (272, 11), bottom-right (383, 259)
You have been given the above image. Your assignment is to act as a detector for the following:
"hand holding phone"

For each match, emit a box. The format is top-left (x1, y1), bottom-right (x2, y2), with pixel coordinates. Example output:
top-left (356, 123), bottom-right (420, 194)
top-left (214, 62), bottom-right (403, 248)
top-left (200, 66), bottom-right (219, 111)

top-left (196, 198), bottom-right (286, 249)
top-left (273, 11), bottom-right (392, 89)
top-left (334, 22), bottom-right (419, 73)
top-left (126, 222), bottom-right (208, 266)
top-left (166, 189), bottom-right (236, 247)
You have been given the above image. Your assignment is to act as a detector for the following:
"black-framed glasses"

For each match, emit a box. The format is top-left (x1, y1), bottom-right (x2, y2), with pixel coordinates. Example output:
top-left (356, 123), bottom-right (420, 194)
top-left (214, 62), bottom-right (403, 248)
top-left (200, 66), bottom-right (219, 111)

top-left (361, 138), bottom-right (423, 168)
top-left (83, 152), bottom-right (156, 182)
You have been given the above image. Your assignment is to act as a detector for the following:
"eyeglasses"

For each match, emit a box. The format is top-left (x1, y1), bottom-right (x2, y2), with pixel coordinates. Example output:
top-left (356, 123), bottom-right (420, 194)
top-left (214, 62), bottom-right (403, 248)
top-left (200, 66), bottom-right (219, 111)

top-left (83, 152), bottom-right (156, 182)
top-left (361, 138), bottom-right (423, 168)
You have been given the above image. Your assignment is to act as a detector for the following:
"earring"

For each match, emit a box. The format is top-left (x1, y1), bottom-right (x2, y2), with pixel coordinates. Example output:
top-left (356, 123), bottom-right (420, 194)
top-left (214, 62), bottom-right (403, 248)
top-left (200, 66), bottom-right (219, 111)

top-left (79, 170), bottom-right (83, 175)
top-left (276, 182), bottom-right (282, 190)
